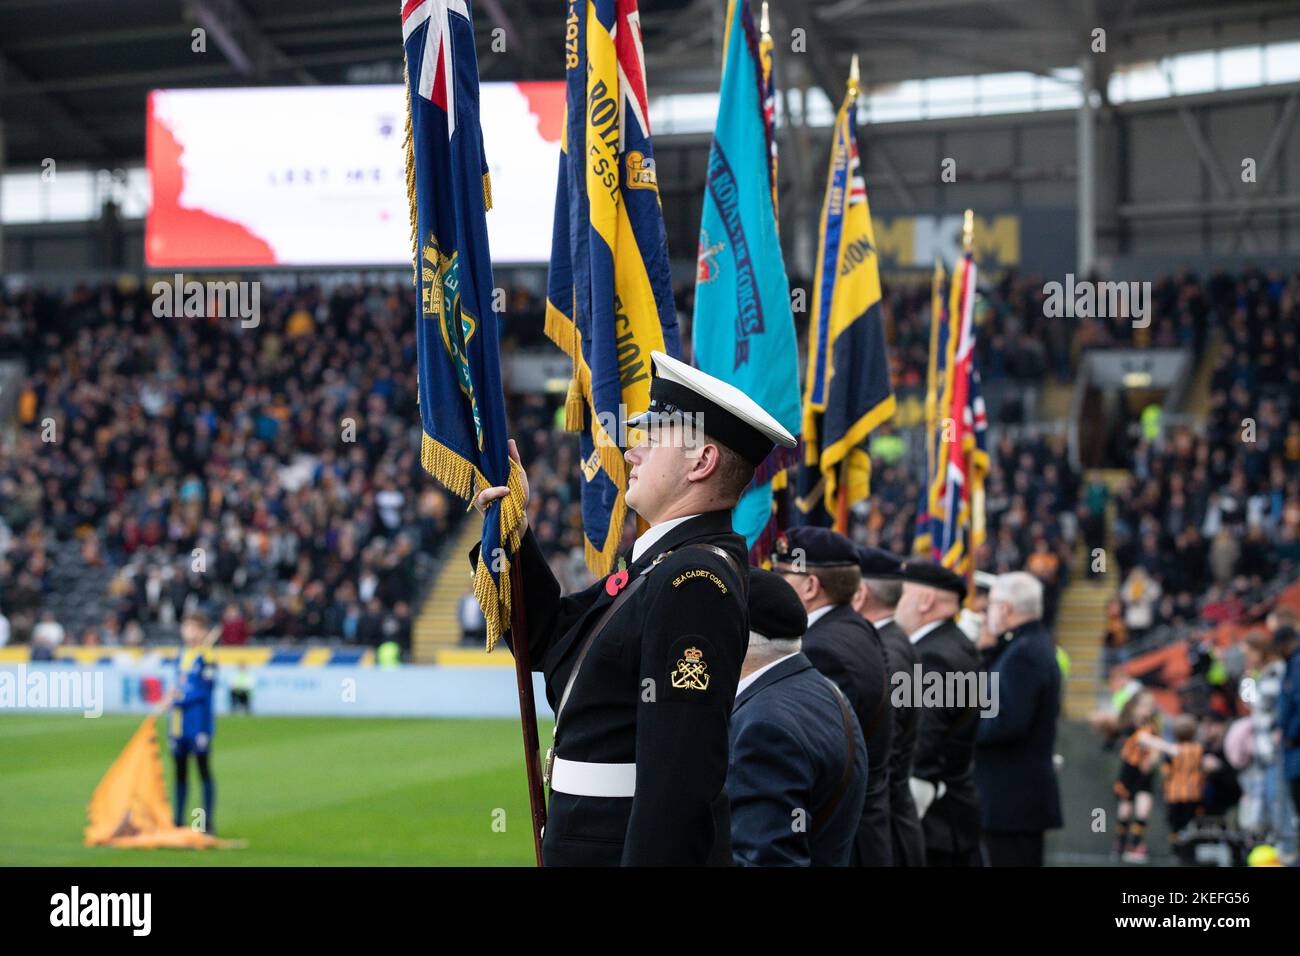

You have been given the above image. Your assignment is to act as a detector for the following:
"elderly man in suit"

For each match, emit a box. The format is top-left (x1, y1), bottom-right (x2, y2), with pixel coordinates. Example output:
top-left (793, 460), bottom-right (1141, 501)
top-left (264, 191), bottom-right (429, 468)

top-left (727, 568), bottom-right (868, 866)
top-left (895, 560), bottom-right (983, 867)
top-left (772, 527), bottom-right (894, 866)
top-left (974, 572), bottom-right (1063, 866)
top-left (854, 546), bottom-right (926, 867)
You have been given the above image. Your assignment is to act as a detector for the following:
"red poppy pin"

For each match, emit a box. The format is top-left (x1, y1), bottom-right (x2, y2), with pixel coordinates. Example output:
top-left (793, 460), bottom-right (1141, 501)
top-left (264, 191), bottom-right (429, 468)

top-left (606, 569), bottom-right (630, 596)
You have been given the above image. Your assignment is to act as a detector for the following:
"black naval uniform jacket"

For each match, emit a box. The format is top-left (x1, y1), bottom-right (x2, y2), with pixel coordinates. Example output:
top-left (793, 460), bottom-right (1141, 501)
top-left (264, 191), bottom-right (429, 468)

top-left (911, 618), bottom-right (982, 858)
top-left (727, 652), bottom-right (868, 866)
top-left (472, 510), bottom-right (749, 866)
top-left (876, 618), bottom-right (926, 867)
top-left (800, 604), bottom-right (894, 866)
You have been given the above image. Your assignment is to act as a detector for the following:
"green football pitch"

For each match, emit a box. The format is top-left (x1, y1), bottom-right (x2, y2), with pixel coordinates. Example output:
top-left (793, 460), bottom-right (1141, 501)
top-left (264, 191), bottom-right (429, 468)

top-left (0, 713), bottom-right (553, 866)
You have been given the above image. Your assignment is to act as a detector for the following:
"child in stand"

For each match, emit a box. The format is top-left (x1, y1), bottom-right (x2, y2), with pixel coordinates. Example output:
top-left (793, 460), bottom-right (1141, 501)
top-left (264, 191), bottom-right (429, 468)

top-left (1114, 691), bottom-right (1161, 863)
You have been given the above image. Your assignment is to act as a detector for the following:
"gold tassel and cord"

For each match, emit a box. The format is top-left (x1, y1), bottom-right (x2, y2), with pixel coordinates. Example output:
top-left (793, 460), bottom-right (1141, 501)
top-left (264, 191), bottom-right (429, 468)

top-left (422, 433), bottom-right (527, 651)
top-left (546, 300), bottom-right (586, 433)
top-left (403, 62), bottom-right (419, 288)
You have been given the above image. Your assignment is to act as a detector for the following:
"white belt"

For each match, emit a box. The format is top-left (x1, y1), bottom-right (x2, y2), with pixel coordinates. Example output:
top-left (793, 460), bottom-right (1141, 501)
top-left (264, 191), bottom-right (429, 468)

top-left (550, 758), bottom-right (636, 798)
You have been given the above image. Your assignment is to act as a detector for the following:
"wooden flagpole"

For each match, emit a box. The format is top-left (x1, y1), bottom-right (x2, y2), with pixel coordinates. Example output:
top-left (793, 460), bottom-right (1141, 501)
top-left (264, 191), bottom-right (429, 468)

top-left (835, 459), bottom-right (850, 534)
top-left (508, 558), bottom-right (546, 865)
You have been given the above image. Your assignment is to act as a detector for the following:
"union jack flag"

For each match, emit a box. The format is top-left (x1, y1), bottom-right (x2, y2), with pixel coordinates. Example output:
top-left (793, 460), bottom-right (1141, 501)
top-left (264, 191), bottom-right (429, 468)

top-left (932, 248), bottom-right (988, 576)
top-left (847, 135), bottom-right (866, 206)
top-left (402, 0), bottom-right (467, 132)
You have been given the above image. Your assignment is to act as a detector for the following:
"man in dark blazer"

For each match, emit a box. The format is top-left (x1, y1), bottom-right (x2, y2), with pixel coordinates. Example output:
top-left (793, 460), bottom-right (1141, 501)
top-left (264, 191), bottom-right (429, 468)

top-left (773, 527), bottom-right (893, 866)
top-left (472, 351), bottom-right (796, 866)
top-left (974, 572), bottom-right (1062, 866)
top-left (855, 546), bottom-right (926, 867)
top-left (727, 568), bottom-right (868, 866)
top-left (895, 560), bottom-right (983, 867)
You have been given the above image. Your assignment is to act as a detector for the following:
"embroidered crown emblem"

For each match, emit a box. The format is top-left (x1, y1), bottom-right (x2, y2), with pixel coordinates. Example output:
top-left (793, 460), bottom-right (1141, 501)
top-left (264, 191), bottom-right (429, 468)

top-left (671, 646), bottom-right (710, 691)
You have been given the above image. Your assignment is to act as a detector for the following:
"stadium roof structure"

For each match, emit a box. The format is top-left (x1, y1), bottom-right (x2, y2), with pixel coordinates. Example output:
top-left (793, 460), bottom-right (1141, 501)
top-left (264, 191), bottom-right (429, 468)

top-left (2, 0), bottom-right (1300, 167)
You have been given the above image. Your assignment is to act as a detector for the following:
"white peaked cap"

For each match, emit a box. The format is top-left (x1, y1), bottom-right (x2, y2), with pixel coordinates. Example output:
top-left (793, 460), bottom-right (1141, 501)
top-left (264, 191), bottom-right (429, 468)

top-left (623, 351), bottom-right (797, 466)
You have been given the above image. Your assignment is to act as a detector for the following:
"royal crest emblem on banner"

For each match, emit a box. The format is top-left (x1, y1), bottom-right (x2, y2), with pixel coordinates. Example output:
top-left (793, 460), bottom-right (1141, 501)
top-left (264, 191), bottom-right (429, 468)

top-left (625, 150), bottom-right (658, 190)
top-left (696, 230), bottom-right (725, 285)
top-left (422, 233), bottom-right (483, 449)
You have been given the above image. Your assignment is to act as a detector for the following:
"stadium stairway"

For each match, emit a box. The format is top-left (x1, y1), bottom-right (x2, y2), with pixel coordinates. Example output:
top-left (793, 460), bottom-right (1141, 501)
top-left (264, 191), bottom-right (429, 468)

top-left (1037, 377), bottom-right (1074, 423)
top-left (1057, 576), bottom-right (1110, 719)
top-left (1056, 468), bottom-right (1127, 719)
top-left (412, 519), bottom-right (483, 663)
top-left (1054, 325), bottom-right (1220, 721)
top-left (1182, 327), bottom-right (1222, 418)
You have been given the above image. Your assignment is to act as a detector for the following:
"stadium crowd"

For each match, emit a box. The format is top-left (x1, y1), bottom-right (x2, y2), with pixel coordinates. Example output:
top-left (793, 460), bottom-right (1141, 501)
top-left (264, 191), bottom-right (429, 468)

top-left (3, 266), bottom-right (1297, 671)
top-left (0, 280), bottom-right (453, 655)
top-left (1107, 268), bottom-right (1300, 660)
top-left (1088, 266), bottom-right (1300, 864)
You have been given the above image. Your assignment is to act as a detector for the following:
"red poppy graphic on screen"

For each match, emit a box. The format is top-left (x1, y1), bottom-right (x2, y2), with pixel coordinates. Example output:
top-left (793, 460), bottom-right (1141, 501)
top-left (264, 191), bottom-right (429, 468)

top-left (516, 81), bottom-right (564, 145)
top-left (146, 92), bottom-right (277, 267)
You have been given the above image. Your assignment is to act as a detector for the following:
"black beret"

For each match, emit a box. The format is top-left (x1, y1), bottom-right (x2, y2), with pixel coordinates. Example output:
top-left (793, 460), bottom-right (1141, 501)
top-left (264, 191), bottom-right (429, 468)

top-left (772, 527), bottom-right (859, 569)
top-left (746, 568), bottom-right (808, 640)
top-left (857, 546), bottom-right (902, 579)
top-left (898, 559), bottom-right (968, 597)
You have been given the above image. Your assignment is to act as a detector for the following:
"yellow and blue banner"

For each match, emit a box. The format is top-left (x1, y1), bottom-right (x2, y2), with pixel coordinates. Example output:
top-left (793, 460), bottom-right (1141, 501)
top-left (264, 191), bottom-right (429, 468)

top-left (546, 0), bottom-right (680, 576)
top-left (403, 0), bottom-right (524, 649)
top-left (692, 0), bottom-right (799, 562)
top-left (797, 63), bottom-right (895, 530)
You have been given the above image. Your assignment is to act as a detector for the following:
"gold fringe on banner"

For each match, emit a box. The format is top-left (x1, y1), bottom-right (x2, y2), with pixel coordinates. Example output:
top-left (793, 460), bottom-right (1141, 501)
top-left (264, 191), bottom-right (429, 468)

top-left (470, 458), bottom-right (527, 652)
top-left (546, 300), bottom-right (586, 433)
top-left (585, 494), bottom-right (627, 579)
top-left (542, 299), bottom-right (631, 576)
top-left (421, 432), bottom-right (526, 650)
top-left (483, 172), bottom-right (493, 213)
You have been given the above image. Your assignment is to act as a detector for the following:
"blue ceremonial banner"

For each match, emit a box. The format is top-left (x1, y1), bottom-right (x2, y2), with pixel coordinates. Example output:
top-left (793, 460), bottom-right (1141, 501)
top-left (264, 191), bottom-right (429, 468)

top-left (545, 0), bottom-right (680, 576)
top-left (403, 0), bottom-right (524, 649)
top-left (692, 0), bottom-right (799, 561)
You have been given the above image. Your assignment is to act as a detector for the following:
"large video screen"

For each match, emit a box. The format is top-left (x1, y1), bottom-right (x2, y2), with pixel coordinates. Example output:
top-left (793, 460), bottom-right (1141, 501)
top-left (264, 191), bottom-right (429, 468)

top-left (146, 83), bottom-right (564, 268)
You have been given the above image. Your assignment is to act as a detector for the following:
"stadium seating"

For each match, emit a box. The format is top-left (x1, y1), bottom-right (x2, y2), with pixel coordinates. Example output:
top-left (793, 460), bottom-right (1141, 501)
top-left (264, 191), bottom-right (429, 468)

top-left (4, 265), bottom-right (1298, 691)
